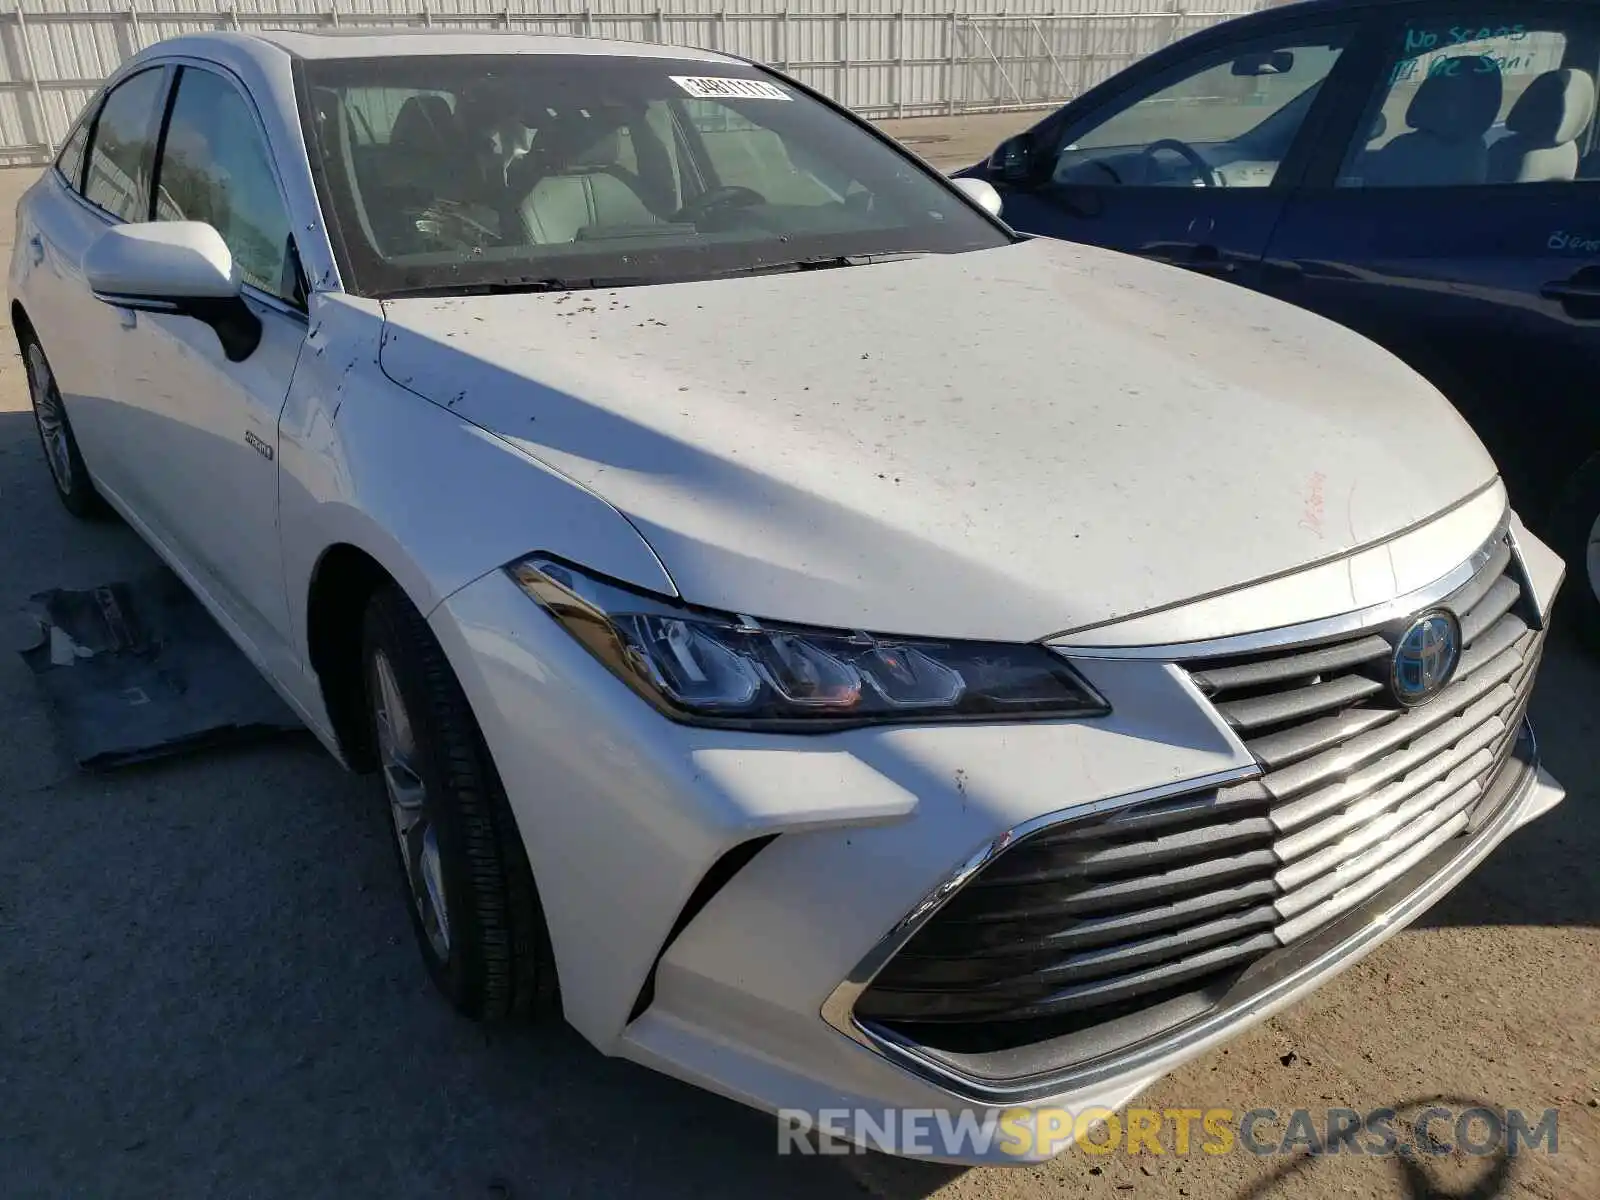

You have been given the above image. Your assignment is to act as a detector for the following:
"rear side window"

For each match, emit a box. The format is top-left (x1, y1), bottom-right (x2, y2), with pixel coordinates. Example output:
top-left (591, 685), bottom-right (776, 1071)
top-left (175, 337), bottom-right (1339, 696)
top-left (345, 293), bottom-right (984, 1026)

top-left (54, 100), bottom-right (97, 192)
top-left (83, 68), bottom-right (169, 220)
top-left (1340, 14), bottom-right (1600, 186)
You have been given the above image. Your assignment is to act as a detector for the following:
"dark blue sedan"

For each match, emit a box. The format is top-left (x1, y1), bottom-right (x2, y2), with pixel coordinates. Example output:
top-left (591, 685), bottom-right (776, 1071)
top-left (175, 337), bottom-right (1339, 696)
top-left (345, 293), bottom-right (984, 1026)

top-left (958, 0), bottom-right (1600, 645)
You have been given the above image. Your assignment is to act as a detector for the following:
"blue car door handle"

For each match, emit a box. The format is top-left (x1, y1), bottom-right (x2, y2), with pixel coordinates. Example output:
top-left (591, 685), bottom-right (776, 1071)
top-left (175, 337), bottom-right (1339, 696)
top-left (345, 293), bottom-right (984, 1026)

top-left (1541, 280), bottom-right (1600, 302)
top-left (1541, 275), bottom-right (1600, 319)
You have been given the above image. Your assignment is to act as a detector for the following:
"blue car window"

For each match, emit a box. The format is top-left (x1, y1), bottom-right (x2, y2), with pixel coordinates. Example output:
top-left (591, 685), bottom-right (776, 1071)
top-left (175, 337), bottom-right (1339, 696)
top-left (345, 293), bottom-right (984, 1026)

top-left (1340, 18), bottom-right (1597, 188)
top-left (1051, 33), bottom-right (1350, 190)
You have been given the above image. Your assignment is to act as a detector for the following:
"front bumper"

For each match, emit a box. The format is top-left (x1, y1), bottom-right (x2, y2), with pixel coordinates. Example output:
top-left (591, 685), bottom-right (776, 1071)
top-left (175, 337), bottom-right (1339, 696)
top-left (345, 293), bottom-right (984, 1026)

top-left (428, 512), bottom-right (1565, 1166)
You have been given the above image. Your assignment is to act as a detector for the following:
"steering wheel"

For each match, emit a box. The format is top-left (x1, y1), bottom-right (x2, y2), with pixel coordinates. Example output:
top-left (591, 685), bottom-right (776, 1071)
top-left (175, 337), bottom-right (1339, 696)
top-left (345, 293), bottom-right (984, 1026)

top-left (674, 184), bottom-right (767, 223)
top-left (1140, 138), bottom-right (1222, 188)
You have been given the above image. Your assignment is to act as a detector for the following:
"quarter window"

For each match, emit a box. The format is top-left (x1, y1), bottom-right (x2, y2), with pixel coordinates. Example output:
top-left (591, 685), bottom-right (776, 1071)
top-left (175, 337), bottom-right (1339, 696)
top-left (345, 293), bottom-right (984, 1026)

top-left (1340, 15), bottom-right (1600, 187)
top-left (54, 100), bottom-right (97, 193)
top-left (153, 67), bottom-right (295, 300)
top-left (82, 68), bottom-right (168, 220)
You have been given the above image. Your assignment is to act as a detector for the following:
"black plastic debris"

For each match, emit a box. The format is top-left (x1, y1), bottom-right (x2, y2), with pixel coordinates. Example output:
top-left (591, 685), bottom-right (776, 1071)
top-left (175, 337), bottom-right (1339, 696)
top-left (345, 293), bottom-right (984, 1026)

top-left (18, 570), bottom-right (304, 770)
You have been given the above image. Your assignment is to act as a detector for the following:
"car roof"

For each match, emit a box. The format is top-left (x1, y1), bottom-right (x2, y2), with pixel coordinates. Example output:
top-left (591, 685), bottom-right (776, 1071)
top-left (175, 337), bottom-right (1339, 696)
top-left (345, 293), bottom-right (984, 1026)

top-left (236, 28), bottom-right (739, 64)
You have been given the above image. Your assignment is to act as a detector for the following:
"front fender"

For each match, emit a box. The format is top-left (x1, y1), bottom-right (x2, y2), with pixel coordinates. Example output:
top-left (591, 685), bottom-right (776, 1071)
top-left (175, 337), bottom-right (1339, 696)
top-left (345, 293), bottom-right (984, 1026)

top-left (277, 294), bottom-right (678, 670)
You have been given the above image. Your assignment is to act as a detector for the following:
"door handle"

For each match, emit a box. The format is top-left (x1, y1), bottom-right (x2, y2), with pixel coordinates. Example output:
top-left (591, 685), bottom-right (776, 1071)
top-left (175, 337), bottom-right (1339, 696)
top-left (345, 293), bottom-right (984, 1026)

top-left (1541, 277), bottom-right (1600, 318)
top-left (1139, 244), bottom-right (1237, 277)
top-left (118, 308), bottom-right (137, 330)
top-left (1541, 281), bottom-right (1600, 302)
top-left (27, 234), bottom-right (43, 266)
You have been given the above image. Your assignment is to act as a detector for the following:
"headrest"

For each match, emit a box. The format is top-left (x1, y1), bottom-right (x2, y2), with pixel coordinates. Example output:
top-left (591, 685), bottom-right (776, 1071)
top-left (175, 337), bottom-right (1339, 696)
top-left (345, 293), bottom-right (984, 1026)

top-left (1407, 57), bottom-right (1504, 140)
top-left (531, 109), bottom-right (628, 170)
top-left (1505, 68), bottom-right (1597, 147)
top-left (391, 93), bottom-right (455, 153)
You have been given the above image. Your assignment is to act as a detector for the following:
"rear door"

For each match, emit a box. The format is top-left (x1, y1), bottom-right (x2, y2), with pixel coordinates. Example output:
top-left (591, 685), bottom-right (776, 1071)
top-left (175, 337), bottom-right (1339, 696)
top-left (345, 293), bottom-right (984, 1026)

top-left (19, 66), bottom-right (172, 508)
top-left (993, 12), bottom-right (1374, 285)
top-left (1259, 1), bottom-right (1600, 521)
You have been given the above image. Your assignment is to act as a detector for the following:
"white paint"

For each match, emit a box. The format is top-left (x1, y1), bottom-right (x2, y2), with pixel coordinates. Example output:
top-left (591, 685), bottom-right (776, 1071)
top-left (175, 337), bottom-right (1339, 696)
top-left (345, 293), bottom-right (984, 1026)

top-left (82, 221), bottom-right (239, 302)
top-left (381, 235), bottom-right (1499, 642)
top-left (949, 175), bottom-right (1003, 216)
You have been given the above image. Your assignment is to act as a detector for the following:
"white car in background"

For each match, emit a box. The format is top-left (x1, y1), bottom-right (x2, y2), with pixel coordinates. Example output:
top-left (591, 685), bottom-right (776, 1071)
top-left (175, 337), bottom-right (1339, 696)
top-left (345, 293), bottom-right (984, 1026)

top-left (9, 30), bottom-right (1567, 1162)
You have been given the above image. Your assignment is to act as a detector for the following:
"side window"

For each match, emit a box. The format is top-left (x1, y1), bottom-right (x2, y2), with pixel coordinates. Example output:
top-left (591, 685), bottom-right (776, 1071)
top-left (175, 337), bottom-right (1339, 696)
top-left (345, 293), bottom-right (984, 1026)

top-left (1051, 30), bottom-right (1352, 189)
top-left (153, 67), bottom-right (294, 301)
top-left (82, 68), bottom-right (168, 220)
top-left (54, 97), bottom-right (98, 193)
top-left (1340, 16), bottom-right (1598, 187)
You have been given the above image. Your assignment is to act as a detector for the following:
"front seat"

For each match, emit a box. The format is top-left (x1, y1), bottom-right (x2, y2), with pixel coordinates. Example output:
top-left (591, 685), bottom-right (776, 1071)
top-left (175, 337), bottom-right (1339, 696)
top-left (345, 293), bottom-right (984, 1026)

top-left (1488, 68), bottom-right (1597, 183)
top-left (1362, 56), bottom-right (1503, 187)
top-left (517, 125), bottom-right (661, 244)
top-left (385, 93), bottom-right (488, 196)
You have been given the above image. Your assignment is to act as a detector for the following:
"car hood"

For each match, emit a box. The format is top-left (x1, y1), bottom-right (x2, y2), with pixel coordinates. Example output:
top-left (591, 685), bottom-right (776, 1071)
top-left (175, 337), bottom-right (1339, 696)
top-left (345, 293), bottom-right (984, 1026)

top-left (377, 238), bottom-right (1498, 643)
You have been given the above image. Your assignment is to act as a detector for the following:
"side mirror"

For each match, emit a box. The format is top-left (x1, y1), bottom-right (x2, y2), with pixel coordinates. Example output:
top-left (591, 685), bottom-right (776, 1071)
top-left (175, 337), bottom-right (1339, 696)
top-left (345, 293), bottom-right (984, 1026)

top-left (1231, 49), bottom-right (1296, 77)
top-left (83, 222), bottom-right (262, 362)
top-left (986, 134), bottom-right (1034, 184)
top-left (951, 176), bottom-right (1004, 219)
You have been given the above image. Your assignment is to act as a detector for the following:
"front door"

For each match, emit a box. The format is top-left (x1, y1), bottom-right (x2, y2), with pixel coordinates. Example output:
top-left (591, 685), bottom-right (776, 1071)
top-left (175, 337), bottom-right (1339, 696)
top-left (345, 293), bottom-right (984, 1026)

top-left (114, 63), bottom-right (307, 667)
top-left (1259, 2), bottom-right (1600, 524)
top-left (994, 19), bottom-right (1368, 286)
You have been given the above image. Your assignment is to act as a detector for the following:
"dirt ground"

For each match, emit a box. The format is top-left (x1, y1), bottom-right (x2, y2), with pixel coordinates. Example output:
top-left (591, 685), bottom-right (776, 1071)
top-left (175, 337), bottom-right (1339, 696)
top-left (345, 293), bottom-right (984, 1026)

top-left (1, 117), bottom-right (1597, 1199)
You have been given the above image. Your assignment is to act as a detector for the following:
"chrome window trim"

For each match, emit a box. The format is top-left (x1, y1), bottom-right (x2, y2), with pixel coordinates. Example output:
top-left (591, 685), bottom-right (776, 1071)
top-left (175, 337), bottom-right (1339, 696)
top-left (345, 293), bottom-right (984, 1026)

top-left (820, 731), bottom-right (1543, 1106)
top-left (1052, 513), bottom-right (1518, 661)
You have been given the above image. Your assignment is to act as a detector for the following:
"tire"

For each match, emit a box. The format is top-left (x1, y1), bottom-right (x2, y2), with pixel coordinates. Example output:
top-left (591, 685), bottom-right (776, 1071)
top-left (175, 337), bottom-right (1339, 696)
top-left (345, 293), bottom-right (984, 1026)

top-left (1551, 456), bottom-right (1600, 655)
top-left (21, 333), bottom-right (109, 520)
top-left (361, 582), bottom-right (558, 1020)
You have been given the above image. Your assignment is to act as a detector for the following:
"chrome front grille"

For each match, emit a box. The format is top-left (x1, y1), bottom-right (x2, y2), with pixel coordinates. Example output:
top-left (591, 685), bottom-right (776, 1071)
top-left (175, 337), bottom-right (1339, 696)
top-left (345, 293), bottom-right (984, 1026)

top-left (853, 532), bottom-right (1543, 1055)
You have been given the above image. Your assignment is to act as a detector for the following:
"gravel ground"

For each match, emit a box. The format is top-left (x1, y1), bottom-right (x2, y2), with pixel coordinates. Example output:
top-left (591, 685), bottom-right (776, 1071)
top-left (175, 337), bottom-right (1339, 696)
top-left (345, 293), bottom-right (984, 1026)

top-left (1, 126), bottom-right (1597, 1200)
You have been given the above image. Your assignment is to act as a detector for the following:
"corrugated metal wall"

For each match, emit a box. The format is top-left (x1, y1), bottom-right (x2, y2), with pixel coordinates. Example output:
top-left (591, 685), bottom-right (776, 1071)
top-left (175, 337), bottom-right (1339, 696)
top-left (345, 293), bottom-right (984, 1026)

top-left (0, 0), bottom-right (1270, 164)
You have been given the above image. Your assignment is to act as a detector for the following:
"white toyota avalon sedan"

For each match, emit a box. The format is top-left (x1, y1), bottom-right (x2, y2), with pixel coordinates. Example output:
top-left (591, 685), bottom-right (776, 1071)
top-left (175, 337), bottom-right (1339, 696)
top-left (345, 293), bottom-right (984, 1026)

top-left (10, 29), bottom-right (1567, 1162)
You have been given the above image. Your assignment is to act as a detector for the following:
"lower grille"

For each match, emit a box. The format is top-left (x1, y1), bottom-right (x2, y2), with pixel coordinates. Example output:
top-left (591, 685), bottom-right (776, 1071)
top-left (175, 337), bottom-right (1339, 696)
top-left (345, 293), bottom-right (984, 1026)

top-left (854, 531), bottom-right (1543, 1056)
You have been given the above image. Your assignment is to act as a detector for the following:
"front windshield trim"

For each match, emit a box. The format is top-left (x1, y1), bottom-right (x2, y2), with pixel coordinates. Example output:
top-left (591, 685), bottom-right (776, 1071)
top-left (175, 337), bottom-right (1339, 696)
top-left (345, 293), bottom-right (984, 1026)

top-left (292, 53), bottom-right (1012, 299)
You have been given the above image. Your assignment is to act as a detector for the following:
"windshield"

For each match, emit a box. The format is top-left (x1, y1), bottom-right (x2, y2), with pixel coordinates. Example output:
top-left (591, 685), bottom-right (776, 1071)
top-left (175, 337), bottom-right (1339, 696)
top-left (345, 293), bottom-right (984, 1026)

top-left (295, 53), bottom-right (1008, 296)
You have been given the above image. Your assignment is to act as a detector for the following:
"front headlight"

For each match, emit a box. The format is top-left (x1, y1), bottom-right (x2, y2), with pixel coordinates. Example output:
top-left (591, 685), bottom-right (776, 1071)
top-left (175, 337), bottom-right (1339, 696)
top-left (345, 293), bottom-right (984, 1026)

top-left (508, 556), bottom-right (1110, 730)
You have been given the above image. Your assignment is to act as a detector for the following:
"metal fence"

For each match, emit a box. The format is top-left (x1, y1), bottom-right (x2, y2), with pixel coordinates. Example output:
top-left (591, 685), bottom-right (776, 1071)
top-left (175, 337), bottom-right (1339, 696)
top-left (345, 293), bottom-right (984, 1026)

top-left (0, 0), bottom-right (1271, 164)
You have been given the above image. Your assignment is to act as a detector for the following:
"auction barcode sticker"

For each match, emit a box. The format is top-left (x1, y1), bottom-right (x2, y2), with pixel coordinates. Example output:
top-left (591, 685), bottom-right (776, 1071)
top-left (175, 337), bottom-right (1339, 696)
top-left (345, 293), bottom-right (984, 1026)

top-left (669, 76), bottom-right (792, 101)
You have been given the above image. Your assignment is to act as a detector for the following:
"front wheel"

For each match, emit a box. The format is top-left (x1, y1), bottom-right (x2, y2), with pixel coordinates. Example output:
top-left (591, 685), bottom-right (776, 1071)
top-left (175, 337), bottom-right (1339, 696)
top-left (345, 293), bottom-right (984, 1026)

top-left (1551, 457), bottom-right (1600, 654)
top-left (361, 583), bottom-right (558, 1019)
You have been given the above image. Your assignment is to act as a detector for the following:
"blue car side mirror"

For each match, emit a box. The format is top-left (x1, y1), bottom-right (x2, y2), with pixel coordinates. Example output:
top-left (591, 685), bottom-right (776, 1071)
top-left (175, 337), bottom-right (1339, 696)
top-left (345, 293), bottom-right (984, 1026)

top-left (988, 134), bottom-right (1034, 183)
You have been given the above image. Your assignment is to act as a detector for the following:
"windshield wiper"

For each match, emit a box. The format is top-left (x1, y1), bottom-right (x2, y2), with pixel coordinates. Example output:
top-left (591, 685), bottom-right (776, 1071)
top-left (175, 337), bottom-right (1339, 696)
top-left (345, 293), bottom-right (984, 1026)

top-left (709, 251), bottom-right (930, 278)
top-left (383, 276), bottom-right (639, 299)
top-left (382, 252), bottom-right (931, 298)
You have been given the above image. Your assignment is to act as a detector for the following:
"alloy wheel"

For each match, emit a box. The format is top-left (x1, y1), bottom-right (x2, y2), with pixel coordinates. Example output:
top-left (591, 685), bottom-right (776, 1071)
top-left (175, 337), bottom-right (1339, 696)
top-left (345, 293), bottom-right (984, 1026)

top-left (372, 650), bottom-right (451, 959)
top-left (25, 342), bottom-right (74, 494)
